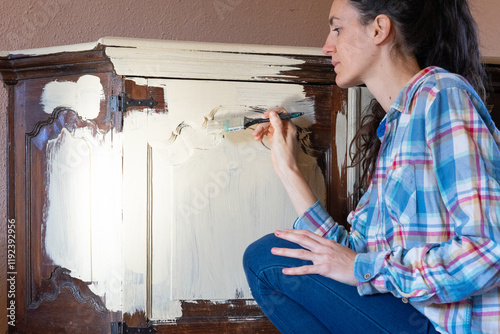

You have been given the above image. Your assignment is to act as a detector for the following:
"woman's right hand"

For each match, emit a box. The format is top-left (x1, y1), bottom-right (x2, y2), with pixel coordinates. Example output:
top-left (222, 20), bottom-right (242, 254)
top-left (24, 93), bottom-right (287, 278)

top-left (252, 108), bottom-right (299, 177)
top-left (253, 107), bottom-right (318, 215)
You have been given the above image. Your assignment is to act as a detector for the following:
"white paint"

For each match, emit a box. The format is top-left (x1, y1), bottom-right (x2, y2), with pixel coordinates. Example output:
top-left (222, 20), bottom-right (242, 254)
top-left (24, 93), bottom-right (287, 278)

top-left (0, 37), bottom-right (324, 59)
top-left (121, 78), bottom-right (326, 321)
top-left (105, 46), bottom-right (305, 81)
top-left (44, 125), bottom-right (123, 312)
top-left (99, 37), bottom-right (325, 56)
top-left (335, 110), bottom-right (348, 176)
top-left (41, 75), bottom-right (105, 120)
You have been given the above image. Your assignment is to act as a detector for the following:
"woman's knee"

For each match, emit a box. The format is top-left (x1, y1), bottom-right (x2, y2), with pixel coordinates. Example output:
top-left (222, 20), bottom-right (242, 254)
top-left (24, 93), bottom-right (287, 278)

top-left (243, 233), bottom-right (278, 275)
top-left (243, 232), bottom-right (307, 277)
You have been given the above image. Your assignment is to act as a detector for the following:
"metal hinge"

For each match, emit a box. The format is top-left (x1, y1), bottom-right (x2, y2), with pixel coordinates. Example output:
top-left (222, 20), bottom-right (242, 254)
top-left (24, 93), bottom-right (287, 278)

top-left (110, 93), bottom-right (158, 113)
top-left (110, 322), bottom-right (157, 334)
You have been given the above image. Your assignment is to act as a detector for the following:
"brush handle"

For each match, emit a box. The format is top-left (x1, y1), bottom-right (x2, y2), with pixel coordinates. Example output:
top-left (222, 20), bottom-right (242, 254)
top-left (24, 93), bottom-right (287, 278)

top-left (244, 112), bottom-right (304, 128)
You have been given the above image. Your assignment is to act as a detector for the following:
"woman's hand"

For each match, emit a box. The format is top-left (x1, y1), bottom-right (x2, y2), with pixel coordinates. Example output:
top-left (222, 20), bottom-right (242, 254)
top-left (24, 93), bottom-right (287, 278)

top-left (252, 108), bottom-right (299, 177)
top-left (272, 229), bottom-right (358, 286)
top-left (252, 107), bottom-right (317, 215)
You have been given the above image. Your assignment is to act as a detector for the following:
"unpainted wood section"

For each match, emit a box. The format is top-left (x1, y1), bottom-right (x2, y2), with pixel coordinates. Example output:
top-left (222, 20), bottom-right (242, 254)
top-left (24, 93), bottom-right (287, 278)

top-left (6, 82), bottom-right (16, 219)
top-left (282, 55), bottom-right (336, 84)
top-left (11, 80), bottom-right (29, 332)
top-left (18, 289), bottom-right (113, 334)
top-left (153, 321), bottom-right (279, 334)
top-left (123, 311), bottom-right (149, 330)
top-left (0, 49), bottom-right (113, 83)
top-left (486, 64), bottom-right (500, 125)
top-left (150, 300), bottom-right (280, 333)
top-left (122, 78), bottom-right (166, 115)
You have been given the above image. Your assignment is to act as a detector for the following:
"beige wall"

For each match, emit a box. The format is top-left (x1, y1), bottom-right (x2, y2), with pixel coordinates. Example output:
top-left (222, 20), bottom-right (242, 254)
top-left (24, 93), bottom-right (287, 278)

top-left (471, 0), bottom-right (500, 58)
top-left (0, 0), bottom-right (498, 332)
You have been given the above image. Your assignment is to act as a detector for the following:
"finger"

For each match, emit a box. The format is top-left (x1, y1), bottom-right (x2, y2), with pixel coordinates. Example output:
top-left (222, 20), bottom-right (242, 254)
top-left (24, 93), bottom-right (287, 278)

top-left (282, 264), bottom-right (318, 276)
top-left (268, 111), bottom-right (285, 137)
top-left (266, 107), bottom-right (287, 116)
top-left (281, 229), bottom-right (331, 244)
top-left (275, 229), bottom-right (333, 250)
top-left (271, 247), bottom-right (314, 262)
top-left (281, 229), bottom-right (326, 242)
top-left (252, 122), bottom-right (271, 140)
top-left (284, 119), bottom-right (297, 139)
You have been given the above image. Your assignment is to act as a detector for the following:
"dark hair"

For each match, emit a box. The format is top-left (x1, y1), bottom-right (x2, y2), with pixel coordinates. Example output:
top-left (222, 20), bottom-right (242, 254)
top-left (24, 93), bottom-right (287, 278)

top-left (347, 0), bottom-right (488, 194)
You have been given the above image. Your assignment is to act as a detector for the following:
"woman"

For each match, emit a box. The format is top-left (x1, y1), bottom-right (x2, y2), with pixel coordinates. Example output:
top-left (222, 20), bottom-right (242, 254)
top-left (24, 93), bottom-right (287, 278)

top-left (243, 0), bottom-right (500, 333)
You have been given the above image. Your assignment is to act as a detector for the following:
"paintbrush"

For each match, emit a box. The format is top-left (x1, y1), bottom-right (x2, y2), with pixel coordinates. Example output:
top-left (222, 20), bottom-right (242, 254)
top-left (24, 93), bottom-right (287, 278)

top-left (208, 112), bottom-right (304, 133)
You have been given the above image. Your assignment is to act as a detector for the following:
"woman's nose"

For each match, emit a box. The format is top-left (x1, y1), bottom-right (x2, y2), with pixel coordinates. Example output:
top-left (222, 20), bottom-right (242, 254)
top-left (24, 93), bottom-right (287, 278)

top-left (322, 34), bottom-right (336, 55)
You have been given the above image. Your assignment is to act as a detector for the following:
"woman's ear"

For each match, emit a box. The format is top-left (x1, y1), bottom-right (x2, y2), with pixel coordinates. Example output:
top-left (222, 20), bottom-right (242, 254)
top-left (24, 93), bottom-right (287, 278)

top-left (372, 14), bottom-right (392, 45)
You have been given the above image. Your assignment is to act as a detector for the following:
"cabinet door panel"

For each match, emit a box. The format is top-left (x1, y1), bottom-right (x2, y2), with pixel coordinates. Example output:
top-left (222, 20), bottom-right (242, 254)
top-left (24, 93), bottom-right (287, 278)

top-left (12, 73), bottom-right (121, 333)
top-left (121, 78), bottom-right (336, 323)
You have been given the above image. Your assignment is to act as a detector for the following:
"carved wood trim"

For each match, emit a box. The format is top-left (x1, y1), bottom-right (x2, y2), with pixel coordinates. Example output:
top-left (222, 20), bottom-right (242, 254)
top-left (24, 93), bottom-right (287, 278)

top-left (28, 266), bottom-right (107, 314)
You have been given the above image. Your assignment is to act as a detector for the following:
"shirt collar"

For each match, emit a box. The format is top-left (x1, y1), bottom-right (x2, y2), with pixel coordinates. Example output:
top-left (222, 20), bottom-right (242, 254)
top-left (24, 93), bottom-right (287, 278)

top-left (377, 66), bottom-right (450, 139)
top-left (388, 66), bottom-right (447, 118)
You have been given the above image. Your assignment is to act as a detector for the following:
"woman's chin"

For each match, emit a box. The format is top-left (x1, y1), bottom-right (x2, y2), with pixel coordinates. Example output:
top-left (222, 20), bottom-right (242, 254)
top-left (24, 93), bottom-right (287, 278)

top-left (334, 74), bottom-right (363, 89)
top-left (334, 78), bottom-right (356, 89)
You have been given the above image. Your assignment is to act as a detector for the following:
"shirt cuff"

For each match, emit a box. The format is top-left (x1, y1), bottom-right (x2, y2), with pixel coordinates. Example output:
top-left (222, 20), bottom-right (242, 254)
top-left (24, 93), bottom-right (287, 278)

top-left (354, 250), bottom-right (390, 296)
top-left (293, 200), bottom-right (336, 237)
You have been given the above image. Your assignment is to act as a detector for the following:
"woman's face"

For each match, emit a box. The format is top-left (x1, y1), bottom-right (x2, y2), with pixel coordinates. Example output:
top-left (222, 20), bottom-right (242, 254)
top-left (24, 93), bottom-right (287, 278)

top-left (322, 0), bottom-right (377, 88)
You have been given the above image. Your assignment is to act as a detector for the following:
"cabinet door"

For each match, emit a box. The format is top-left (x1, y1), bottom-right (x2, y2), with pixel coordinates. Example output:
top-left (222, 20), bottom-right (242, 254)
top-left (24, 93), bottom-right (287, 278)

top-left (120, 77), bottom-right (347, 332)
top-left (8, 72), bottom-right (123, 333)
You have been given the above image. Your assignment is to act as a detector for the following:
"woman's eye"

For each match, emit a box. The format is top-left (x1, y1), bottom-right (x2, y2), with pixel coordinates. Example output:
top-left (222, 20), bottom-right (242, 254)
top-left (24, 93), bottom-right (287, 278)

top-left (333, 28), bottom-right (341, 35)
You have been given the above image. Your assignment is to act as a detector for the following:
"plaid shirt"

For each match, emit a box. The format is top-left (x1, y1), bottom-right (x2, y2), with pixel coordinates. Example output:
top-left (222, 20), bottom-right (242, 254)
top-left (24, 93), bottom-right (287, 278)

top-left (294, 67), bottom-right (500, 333)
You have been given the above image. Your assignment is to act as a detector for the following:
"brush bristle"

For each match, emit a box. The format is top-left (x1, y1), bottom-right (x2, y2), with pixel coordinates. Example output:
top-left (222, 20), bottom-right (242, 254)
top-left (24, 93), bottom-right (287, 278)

top-left (205, 97), bottom-right (316, 134)
top-left (206, 118), bottom-right (245, 134)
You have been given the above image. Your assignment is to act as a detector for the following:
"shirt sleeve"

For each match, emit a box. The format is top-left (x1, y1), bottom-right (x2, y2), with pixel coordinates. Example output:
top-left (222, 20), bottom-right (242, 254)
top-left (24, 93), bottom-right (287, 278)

top-left (354, 87), bottom-right (500, 306)
top-left (293, 200), bottom-right (370, 252)
top-left (293, 201), bottom-right (351, 246)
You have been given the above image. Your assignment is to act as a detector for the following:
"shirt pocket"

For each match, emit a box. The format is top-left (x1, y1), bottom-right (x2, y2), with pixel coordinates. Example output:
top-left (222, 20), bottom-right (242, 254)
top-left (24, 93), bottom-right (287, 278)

top-left (384, 165), bottom-right (417, 226)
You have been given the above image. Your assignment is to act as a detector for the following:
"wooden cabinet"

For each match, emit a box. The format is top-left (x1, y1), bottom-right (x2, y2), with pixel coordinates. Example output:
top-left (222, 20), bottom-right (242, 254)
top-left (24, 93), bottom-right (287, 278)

top-left (0, 37), bottom-right (355, 333)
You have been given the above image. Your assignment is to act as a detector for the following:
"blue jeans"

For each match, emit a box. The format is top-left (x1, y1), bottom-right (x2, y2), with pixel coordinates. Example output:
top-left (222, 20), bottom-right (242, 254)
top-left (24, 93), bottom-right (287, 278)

top-left (243, 234), bottom-right (439, 334)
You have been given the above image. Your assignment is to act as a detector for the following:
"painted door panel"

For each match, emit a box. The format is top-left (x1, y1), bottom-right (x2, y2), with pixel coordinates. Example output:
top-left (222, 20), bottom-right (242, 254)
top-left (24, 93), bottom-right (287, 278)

top-left (121, 78), bottom-right (329, 321)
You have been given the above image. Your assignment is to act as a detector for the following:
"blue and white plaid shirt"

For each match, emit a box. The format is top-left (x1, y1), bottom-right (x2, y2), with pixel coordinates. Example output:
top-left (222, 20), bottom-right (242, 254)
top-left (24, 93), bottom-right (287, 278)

top-left (294, 67), bottom-right (500, 333)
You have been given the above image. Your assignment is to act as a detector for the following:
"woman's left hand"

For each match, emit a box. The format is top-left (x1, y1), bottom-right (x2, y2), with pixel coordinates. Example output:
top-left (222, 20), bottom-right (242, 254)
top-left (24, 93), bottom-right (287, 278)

top-left (272, 229), bottom-right (359, 286)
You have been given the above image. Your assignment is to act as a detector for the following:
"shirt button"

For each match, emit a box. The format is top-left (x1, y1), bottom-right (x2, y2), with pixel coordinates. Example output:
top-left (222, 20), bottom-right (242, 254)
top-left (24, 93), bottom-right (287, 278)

top-left (402, 298), bottom-right (409, 304)
top-left (364, 273), bottom-right (371, 280)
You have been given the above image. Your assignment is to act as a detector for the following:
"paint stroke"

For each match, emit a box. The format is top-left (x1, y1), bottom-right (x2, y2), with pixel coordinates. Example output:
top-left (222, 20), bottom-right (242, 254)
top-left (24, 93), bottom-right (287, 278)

top-left (41, 75), bottom-right (105, 120)
top-left (335, 110), bottom-right (348, 176)
top-left (44, 126), bottom-right (123, 312)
